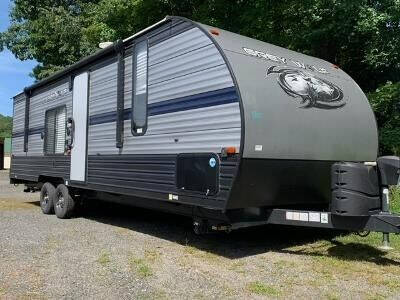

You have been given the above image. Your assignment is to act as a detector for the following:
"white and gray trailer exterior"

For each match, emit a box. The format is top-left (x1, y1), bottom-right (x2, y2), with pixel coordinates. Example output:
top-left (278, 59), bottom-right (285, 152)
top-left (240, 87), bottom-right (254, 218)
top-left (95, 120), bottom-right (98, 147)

top-left (9, 17), bottom-right (400, 233)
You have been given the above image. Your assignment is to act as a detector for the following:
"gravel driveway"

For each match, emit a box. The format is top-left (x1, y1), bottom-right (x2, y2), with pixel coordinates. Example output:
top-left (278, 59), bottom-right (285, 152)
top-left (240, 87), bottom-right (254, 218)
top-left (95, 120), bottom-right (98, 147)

top-left (1, 170), bottom-right (400, 299)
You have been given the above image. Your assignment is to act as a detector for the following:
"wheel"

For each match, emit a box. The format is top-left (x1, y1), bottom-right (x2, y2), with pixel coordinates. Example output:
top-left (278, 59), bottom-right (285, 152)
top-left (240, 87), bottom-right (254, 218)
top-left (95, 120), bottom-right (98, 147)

top-left (54, 184), bottom-right (75, 219)
top-left (40, 182), bottom-right (56, 214)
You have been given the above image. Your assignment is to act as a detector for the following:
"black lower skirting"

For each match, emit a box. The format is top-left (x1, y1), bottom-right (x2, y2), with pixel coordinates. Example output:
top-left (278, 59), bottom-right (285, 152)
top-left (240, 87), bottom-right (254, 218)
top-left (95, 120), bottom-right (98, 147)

top-left (10, 155), bottom-right (70, 182)
top-left (9, 155), bottom-right (337, 212)
top-left (9, 154), bottom-right (240, 210)
top-left (85, 154), bottom-right (239, 209)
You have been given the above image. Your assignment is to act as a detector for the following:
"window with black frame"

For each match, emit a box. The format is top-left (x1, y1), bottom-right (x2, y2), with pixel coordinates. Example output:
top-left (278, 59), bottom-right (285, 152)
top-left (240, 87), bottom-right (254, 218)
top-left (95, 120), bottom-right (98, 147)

top-left (131, 39), bottom-right (148, 135)
top-left (44, 106), bottom-right (66, 154)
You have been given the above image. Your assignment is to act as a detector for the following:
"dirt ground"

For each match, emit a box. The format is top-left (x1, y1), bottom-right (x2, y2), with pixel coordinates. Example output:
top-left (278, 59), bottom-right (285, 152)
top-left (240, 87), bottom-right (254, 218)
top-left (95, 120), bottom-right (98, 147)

top-left (1, 170), bottom-right (400, 299)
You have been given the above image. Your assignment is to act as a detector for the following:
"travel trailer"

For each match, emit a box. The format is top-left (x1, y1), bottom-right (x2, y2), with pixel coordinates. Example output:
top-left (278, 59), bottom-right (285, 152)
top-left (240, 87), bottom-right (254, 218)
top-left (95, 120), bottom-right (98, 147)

top-left (10, 16), bottom-right (400, 239)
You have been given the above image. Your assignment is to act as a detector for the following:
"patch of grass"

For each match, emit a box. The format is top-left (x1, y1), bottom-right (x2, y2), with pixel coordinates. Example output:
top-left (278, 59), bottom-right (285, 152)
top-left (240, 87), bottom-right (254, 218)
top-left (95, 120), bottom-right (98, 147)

top-left (97, 251), bottom-right (111, 266)
top-left (144, 249), bottom-right (160, 263)
top-left (228, 261), bottom-right (246, 273)
top-left (183, 245), bottom-right (220, 262)
top-left (325, 293), bottom-right (340, 300)
top-left (367, 293), bottom-right (386, 300)
top-left (390, 186), bottom-right (400, 213)
top-left (367, 277), bottom-right (400, 292)
top-left (0, 287), bottom-right (5, 295)
top-left (274, 259), bottom-right (296, 269)
top-left (247, 281), bottom-right (280, 297)
top-left (129, 257), bottom-right (152, 278)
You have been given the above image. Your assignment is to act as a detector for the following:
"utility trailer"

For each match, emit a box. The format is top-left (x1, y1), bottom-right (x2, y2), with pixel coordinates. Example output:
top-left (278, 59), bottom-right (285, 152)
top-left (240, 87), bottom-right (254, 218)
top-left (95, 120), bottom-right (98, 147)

top-left (10, 16), bottom-right (400, 243)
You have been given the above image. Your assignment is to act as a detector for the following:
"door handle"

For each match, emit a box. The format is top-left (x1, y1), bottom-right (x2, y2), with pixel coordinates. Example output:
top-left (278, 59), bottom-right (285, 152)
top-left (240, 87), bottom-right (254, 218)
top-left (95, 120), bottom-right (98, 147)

top-left (66, 117), bottom-right (75, 151)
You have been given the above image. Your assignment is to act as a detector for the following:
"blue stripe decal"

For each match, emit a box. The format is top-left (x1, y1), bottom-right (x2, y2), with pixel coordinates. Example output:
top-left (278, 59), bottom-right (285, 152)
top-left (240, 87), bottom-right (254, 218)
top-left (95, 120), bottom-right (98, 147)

top-left (14, 87), bottom-right (239, 136)
top-left (89, 86), bottom-right (238, 126)
top-left (12, 132), bottom-right (24, 138)
top-left (29, 127), bottom-right (45, 135)
top-left (13, 126), bottom-right (45, 138)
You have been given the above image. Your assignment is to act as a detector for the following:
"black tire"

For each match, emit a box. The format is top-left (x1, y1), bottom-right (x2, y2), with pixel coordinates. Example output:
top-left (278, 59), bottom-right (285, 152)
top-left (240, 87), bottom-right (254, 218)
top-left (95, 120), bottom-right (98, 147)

top-left (54, 184), bottom-right (75, 219)
top-left (40, 182), bottom-right (56, 214)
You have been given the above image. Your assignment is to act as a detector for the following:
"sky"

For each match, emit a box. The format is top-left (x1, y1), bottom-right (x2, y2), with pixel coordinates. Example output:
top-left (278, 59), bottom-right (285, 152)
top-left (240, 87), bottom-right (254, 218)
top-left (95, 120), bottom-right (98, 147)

top-left (0, 0), bottom-right (36, 116)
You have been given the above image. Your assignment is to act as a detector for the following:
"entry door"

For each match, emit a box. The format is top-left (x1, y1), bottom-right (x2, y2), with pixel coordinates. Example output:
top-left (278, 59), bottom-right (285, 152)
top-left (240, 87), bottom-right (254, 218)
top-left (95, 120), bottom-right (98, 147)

top-left (70, 72), bottom-right (89, 182)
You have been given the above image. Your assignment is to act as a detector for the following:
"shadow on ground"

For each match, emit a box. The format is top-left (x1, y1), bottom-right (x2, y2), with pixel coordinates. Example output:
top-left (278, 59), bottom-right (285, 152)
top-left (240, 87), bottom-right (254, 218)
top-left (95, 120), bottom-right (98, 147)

top-left (27, 199), bottom-right (400, 265)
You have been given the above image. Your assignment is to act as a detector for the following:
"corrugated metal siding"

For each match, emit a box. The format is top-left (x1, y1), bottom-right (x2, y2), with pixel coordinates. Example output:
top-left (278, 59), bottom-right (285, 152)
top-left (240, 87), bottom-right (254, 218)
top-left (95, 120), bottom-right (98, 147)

top-left (148, 27), bottom-right (212, 66)
top-left (27, 81), bottom-right (72, 156)
top-left (89, 59), bottom-right (117, 116)
top-left (29, 82), bottom-right (72, 128)
top-left (148, 44), bottom-right (224, 85)
top-left (147, 27), bottom-right (233, 104)
top-left (122, 127), bottom-right (241, 154)
top-left (11, 136), bottom-right (25, 156)
top-left (88, 102), bottom-right (241, 155)
top-left (9, 20), bottom-right (242, 211)
top-left (84, 24), bottom-right (242, 208)
top-left (89, 25), bottom-right (240, 156)
top-left (86, 154), bottom-right (237, 209)
top-left (27, 135), bottom-right (43, 156)
top-left (12, 96), bottom-right (25, 134)
top-left (10, 156), bottom-right (70, 182)
top-left (148, 65), bottom-right (233, 104)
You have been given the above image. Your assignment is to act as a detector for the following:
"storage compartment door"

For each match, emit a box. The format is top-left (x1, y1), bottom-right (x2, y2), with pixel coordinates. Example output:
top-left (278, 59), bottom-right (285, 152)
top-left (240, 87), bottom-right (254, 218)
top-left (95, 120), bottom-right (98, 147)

top-left (70, 72), bottom-right (89, 182)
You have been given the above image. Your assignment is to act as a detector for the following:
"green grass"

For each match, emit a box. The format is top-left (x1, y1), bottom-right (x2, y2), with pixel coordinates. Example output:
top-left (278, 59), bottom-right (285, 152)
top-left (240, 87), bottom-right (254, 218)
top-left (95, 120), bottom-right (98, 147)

top-left (97, 251), bottom-right (111, 266)
top-left (129, 257), bottom-right (152, 278)
top-left (247, 281), bottom-right (280, 297)
top-left (390, 186), bottom-right (400, 213)
top-left (325, 293), bottom-right (340, 300)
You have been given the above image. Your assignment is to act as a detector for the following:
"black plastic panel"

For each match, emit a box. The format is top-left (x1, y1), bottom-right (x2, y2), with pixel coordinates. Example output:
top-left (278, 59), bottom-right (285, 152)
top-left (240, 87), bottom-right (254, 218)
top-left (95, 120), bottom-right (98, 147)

top-left (331, 162), bottom-right (379, 196)
top-left (226, 159), bottom-right (333, 209)
top-left (176, 153), bottom-right (219, 195)
top-left (10, 155), bottom-right (70, 182)
top-left (331, 189), bottom-right (381, 216)
top-left (331, 162), bottom-right (381, 216)
top-left (377, 156), bottom-right (400, 186)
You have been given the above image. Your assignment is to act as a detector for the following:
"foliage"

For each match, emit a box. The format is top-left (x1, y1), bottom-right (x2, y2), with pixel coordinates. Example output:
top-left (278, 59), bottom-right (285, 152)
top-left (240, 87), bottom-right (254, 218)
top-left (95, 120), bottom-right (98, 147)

top-left (1, 0), bottom-right (400, 153)
top-left (391, 186), bottom-right (400, 213)
top-left (2, 0), bottom-right (400, 89)
top-left (0, 0), bottom-right (100, 80)
top-left (0, 115), bottom-right (12, 138)
top-left (368, 81), bottom-right (400, 155)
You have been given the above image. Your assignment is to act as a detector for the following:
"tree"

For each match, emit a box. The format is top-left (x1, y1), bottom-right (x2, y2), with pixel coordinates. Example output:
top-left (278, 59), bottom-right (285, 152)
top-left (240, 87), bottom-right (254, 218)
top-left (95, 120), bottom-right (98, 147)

top-left (1, 0), bottom-right (399, 153)
top-left (0, 0), bottom-right (100, 79)
top-left (0, 114), bottom-right (13, 138)
top-left (368, 81), bottom-right (400, 155)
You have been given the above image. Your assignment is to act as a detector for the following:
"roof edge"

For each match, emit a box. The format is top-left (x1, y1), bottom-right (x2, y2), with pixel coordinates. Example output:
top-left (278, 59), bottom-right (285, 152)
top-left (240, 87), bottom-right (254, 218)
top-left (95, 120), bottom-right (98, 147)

top-left (21, 17), bottom-right (172, 96)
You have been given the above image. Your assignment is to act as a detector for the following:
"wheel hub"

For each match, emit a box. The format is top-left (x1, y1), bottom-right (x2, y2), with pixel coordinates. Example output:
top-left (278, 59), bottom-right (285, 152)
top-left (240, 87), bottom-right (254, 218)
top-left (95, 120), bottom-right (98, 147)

top-left (56, 193), bottom-right (64, 209)
top-left (41, 192), bottom-right (49, 207)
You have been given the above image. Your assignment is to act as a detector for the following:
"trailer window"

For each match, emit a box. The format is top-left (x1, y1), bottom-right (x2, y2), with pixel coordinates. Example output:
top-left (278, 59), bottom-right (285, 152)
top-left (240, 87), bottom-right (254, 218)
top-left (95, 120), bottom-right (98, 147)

top-left (44, 106), bottom-right (66, 154)
top-left (132, 39), bottom-right (148, 135)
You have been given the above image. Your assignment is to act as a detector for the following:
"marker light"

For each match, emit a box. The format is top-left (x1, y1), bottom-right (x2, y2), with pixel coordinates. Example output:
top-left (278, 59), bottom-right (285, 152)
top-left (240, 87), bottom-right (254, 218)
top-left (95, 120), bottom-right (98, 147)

top-left (226, 147), bottom-right (236, 154)
top-left (210, 29), bottom-right (220, 36)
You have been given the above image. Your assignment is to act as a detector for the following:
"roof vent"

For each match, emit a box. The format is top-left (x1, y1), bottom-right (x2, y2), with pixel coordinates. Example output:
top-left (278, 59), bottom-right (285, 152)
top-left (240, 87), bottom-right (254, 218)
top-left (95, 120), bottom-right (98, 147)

top-left (99, 42), bottom-right (113, 49)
